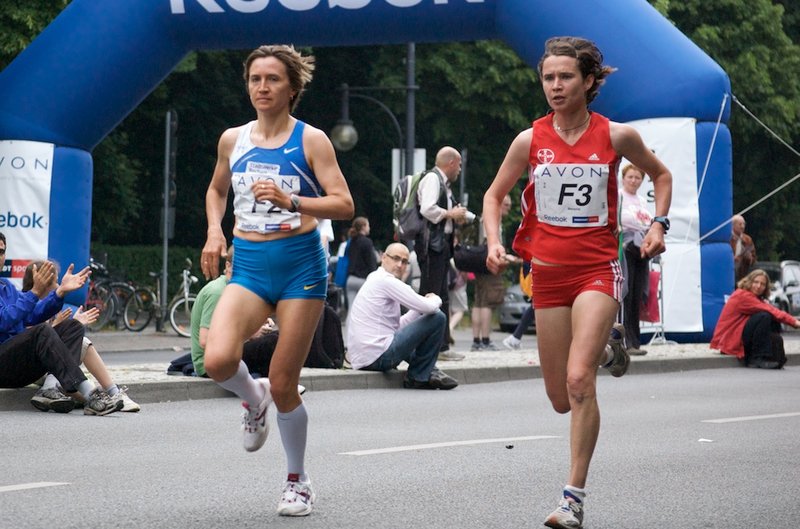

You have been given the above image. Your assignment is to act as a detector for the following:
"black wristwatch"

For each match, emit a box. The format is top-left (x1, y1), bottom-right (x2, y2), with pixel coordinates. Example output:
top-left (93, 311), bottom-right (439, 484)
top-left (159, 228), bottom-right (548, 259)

top-left (651, 216), bottom-right (670, 233)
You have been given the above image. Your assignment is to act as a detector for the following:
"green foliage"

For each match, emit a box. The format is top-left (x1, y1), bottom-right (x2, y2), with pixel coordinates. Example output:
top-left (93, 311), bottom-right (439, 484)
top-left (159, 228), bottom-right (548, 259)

top-left (90, 244), bottom-right (207, 290)
top-left (0, 0), bottom-right (68, 68)
top-left (654, 0), bottom-right (800, 259)
top-left (90, 132), bottom-right (143, 243)
top-left (3, 1), bottom-right (799, 262)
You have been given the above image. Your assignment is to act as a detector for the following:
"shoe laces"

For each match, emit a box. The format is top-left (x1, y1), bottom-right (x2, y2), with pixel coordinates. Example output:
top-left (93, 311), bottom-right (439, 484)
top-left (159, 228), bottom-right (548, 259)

top-left (241, 402), bottom-right (266, 433)
top-left (39, 387), bottom-right (68, 399)
top-left (281, 481), bottom-right (312, 505)
top-left (558, 497), bottom-right (583, 517)
top-left (87, 390), bottom-right (113, 409)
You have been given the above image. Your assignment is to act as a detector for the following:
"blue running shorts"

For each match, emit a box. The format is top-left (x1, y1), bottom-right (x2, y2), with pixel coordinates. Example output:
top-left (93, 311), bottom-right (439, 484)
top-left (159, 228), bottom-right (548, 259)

top-left (230, 230), bottom-right (328, 305)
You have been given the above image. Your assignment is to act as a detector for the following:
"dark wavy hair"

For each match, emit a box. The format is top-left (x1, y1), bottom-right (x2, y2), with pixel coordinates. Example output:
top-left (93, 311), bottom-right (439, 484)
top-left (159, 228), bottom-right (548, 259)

top-left (538, 36), bottom-right (617, 104)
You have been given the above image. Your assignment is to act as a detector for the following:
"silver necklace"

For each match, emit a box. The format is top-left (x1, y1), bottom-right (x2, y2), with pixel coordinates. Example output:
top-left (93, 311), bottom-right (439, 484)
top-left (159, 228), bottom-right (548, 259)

top-left (554, 114), bottom-right (591, 133)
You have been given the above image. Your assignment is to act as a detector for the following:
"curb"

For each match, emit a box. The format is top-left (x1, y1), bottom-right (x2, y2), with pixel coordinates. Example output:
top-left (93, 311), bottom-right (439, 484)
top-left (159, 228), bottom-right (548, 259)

top-left (1, 352), bottom-right (780, 413)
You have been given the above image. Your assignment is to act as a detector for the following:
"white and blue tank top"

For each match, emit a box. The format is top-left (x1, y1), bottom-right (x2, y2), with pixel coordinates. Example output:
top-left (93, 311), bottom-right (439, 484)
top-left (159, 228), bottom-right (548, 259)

top-left (230, 120), bottom-right (322, 233)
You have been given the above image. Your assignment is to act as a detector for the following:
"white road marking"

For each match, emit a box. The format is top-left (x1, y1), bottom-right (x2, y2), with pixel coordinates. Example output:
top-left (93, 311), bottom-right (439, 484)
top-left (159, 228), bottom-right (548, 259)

top-left (0, 482), bottom-right (70, 493)
top-left (339, 435), bottom-right (560, 456)
top-left (702, 411), bottom-right (800, 424)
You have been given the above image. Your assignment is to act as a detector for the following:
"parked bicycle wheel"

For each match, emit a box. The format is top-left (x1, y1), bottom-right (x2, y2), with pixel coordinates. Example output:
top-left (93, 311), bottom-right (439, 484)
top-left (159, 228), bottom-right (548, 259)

top-left (108, 281), bottom-right (135, 330)
top-left (169, 295), bottom-right (196, 337)
top-left (85, 282), bottom-right (116, 331)
top-left (124, 288), bottom-right (155, 332)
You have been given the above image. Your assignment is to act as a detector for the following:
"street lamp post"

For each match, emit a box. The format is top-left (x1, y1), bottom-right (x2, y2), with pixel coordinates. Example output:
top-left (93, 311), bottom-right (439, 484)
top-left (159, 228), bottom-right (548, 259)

top-left (329, 44), bottom-right (418, 175)
top-left (330, 84), bottom-right (404, 153)
top-left (405, 42), bottom-right (415, 179)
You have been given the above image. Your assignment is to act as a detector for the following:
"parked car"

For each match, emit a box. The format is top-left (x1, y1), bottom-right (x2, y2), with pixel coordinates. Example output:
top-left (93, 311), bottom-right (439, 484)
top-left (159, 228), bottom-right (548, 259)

top-left (498, 283), bottom-right (535, 333)
top-left (754, 260), bottom-right (800, 317)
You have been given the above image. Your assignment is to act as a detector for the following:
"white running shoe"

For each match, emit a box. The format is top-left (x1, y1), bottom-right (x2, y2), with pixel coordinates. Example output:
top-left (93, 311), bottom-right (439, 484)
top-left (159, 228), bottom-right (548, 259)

top-left (544, 496), bottom-right (584, 529)
top-left (277, 479), bottom-right (316, 516)
top-left (108, 386), bottom-right (140, 412)
top-left (241, 378), bottom-right (272, 452)
top-left (502, 335), bottom-right (521, 350)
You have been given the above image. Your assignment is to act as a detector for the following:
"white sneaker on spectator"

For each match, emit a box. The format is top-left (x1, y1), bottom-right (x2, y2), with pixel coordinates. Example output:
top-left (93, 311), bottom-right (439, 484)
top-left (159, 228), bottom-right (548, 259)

top-left (502, 335), bottom-right (521, 350)
top-left (108, 386), bottom-right (140, 412)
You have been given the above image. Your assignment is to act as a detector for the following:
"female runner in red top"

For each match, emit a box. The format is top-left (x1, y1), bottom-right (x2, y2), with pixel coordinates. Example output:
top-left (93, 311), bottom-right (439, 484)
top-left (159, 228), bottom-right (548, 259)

top-left (482, 36), bottom-right (672, 529)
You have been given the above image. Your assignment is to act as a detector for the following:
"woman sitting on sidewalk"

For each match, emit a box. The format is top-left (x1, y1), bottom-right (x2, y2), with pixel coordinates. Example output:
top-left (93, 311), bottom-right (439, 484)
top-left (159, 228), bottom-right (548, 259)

top-left (710, 268), bottom-right (797, 369)
top-left (23, 261), bottom-right (140, 412)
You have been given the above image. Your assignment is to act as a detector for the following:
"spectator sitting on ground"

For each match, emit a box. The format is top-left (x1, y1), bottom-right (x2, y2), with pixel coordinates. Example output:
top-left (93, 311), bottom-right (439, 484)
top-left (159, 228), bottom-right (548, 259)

top-left (346, 242), bottom-right (458, 390)
top-left (710, 268), bottom-right (796, 369)
top-left (22, 262), bottom-right (140, 412)
top-left (191, 246), bottom-right (279, 379)
top-left (0, 232), bottom-right (122, 416)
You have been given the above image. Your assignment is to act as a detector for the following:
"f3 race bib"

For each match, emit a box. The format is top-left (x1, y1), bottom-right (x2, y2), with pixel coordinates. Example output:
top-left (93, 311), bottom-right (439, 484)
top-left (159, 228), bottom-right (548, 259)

top-left (534, 163), bottom-right (609, 228)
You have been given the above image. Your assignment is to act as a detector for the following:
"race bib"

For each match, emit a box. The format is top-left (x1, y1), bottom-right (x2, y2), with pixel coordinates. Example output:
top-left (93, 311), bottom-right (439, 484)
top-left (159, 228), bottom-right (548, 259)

top-left (534, 163), bottom-right (609, 227)
top-left (232, 162), bottom-right (301, 233)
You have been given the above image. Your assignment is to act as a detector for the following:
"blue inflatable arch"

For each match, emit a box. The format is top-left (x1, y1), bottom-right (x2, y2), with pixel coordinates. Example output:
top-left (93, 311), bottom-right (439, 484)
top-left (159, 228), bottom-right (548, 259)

top-left (0, 0), bottom-right (732, 340)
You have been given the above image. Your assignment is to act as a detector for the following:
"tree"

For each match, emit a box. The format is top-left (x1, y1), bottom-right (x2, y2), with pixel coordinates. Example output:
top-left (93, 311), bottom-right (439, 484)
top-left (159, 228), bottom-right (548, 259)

top-left (3, 1), bottom-right (798, 259)
top-left (652, 0), bottom-right (800, 259)
top-left (0, 0), bottom-right (68, 69)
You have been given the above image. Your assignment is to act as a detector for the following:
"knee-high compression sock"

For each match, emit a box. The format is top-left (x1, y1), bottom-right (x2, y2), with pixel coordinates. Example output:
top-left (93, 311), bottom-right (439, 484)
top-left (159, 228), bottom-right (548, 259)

top-left (217, 361), bottom-right (265, 407)
top-left (277, 402), bottom-right (308, 478)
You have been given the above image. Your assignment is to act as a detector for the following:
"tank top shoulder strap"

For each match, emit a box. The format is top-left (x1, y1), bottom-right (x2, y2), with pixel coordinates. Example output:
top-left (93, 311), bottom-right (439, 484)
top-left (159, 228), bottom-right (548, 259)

top-left (289, 119), bottom-right (306, 143)
top-left (234, 121), bottom-right (255, 151)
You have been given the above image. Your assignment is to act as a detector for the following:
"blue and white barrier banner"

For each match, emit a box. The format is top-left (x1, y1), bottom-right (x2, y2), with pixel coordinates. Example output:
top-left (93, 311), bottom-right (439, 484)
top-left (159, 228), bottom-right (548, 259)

top-left (0, 140), bottom-right (53, 288)
top-left (621, 117), bottom-right (703, 333)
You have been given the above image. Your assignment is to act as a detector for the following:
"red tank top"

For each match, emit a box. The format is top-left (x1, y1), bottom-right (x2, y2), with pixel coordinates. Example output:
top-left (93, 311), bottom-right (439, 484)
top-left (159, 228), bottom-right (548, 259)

top-left (512, 112), bottom-right (621, 265)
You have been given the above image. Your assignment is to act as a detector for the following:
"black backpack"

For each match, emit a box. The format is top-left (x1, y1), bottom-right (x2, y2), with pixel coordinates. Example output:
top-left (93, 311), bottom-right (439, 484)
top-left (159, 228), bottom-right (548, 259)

top-left (392, 169), bottom-right (429, 243)
top-left (305, 304), bottom-right (345, 369)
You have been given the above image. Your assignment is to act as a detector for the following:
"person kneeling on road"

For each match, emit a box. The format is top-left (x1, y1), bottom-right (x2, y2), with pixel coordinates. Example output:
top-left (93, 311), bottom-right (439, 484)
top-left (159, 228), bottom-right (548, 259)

top-left (346, 243), bottom-right (457, 390)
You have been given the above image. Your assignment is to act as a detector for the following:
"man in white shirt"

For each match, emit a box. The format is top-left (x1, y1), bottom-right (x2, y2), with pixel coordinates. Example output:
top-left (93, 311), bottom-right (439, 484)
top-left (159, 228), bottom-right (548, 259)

top-left (415, 146), bottom-right (468, 361)
top-left (346, 243), bottom-right (458, 390)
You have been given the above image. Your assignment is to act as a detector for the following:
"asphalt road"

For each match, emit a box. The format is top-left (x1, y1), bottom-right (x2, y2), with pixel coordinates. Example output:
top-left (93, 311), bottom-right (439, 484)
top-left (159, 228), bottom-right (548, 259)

top-left (2, 366), bottom-right (799, 529)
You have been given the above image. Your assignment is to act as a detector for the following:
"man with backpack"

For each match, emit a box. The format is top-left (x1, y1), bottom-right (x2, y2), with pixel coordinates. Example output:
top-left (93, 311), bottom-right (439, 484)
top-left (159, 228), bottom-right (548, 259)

top-left (415, 146), bottom-right (469, 360)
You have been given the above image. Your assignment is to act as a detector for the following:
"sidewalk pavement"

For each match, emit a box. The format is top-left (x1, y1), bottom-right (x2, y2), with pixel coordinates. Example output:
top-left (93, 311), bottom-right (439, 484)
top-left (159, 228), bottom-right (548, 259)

top-left (2, 326), bottom-right (797, 412)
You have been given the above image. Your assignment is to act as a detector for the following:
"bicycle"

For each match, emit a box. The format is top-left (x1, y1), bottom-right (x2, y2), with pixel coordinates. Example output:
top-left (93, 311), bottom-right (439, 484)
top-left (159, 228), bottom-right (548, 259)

top-left (123, 258), bottom-right (198, 337)
top-left (85, 262), bottom-right (115, 331)
top-left (85, 258), bottom-right (136, 331)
